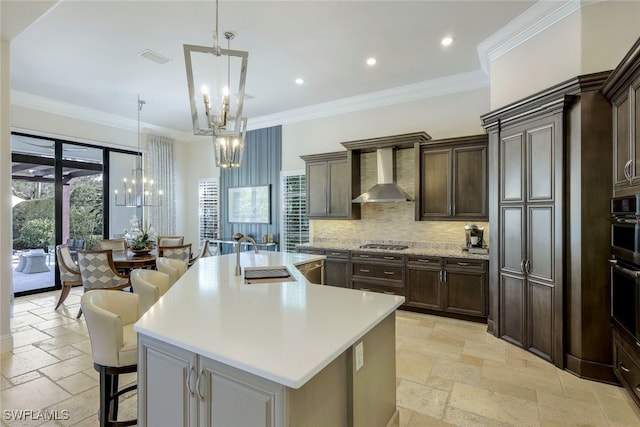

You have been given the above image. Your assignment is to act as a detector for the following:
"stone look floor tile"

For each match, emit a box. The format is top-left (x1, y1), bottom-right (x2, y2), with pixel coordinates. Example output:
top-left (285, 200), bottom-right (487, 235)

top-left (1, 376), bottom-right (72, 419)
top-left (448, 382), bottom-right (541, 426)
top-left (4, 288), bottom-right (640, 426)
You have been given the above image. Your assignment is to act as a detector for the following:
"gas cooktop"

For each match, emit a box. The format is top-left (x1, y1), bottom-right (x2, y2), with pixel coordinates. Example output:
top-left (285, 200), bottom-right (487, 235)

top-left (359, 243), bottom-right (409, 251)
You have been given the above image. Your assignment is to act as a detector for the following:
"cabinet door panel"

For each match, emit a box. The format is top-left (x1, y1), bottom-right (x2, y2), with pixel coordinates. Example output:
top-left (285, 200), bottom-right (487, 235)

top-left (500, 133), bottom-right (524, 202)
top-left (328, 160), bottom-right (348, 217)
top-left (139, 339), bottom-right (196, 427)
top-left (307, 162), bottom-right (327, 217)
top-left (325, 259), bottom-right (350, 288)
top-left (500, 206), bottom-right (524, 274)
top-left (453, 145), bottom-right (487, 218)
top-left (527, 205), bottom-right (554, 282)
top-left (500, 274), bottom-right (525, 347)
top-left (407, 268), bottom-right (441, 309)
top-left (527, 125), bottom-right (555, 202)
top-left (445, 269), bottom-right (486, 316)
top-left (527, 280), bottom-right (554, 362)
top-left (615, 98), bottom-right (631, 187)
top-left (634, 81), bottom-right (640, 181)
top-left (421, 149), bottom-right (451, 217)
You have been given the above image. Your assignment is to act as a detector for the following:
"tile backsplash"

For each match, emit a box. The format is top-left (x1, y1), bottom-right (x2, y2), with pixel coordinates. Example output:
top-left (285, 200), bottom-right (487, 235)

top-left (311, 148), bottom-right (489, 248)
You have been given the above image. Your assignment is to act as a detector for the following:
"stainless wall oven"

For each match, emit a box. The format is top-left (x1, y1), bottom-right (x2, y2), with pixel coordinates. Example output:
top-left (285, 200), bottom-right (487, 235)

top-left (610, 195), bottom-right (640, 341)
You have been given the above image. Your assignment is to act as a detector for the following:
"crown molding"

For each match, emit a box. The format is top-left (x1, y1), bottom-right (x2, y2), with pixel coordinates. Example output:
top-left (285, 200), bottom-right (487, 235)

top-left (10, 90), bottom-right (193, 141)
top-left (477, 0), bottom-right (604, 75)
top-left (248, 69), bottom-right (489, 130)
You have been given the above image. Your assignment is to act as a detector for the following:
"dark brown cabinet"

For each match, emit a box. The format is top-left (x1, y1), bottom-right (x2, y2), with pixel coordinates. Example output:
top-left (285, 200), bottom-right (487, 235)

top-left (324, 250), bottom-right (351, 288)
top-left (351, 252), bottom-right (405, 296)
top-left (416, 135), bottom-right (488, 221)
top-left (482, 72), bottom-right (613, 381)
top-left (405, 256), bottom-right (487, 320)
top-left (300, 151), bottom-right (360, 220)
top-left (603, 38), bottom-right (640, 195)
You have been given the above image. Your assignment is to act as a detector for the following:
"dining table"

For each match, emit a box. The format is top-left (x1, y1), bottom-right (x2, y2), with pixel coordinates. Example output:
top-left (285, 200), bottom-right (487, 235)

top-left (111, 249), bottom-right (157, 272)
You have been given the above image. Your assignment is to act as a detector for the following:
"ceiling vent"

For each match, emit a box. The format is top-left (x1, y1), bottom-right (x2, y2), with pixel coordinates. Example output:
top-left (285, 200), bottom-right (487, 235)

top-left (138, 49), bottom-right (172, 65)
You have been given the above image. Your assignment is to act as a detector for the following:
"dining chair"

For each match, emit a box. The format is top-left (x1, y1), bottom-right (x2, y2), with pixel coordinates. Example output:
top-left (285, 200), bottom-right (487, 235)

top-left (76, 249), bottom-right (131, 319)
top-left (97, 238), bottom-right (127, 252)
top-left (158, 243), bottom-right (192, 264)
top-left (156, 257), bottom-right (187, 286)
top-left (81, 290), bottom-right (139, 427)
top-left (188, 240), bottom-right (211, 267)
top-left (54, 244), bottom-right (83, 310)
top-left (157, 236), bottom-right (184, 247)
top-left (131, 269), bottom-right (171, 314)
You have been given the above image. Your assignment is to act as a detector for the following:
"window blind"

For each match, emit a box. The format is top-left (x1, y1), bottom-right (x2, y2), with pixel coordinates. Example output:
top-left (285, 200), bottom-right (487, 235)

top-left (280, 171), bottom-right (309, 253)
top-left (199, 178), bottom-right (219, 242)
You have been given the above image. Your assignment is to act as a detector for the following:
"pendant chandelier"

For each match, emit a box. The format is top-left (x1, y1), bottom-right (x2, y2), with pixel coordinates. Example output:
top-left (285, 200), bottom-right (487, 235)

top-left (114, 95), bottom-right (163, 207)
top-left (183, 0), bottom-right (249, 168)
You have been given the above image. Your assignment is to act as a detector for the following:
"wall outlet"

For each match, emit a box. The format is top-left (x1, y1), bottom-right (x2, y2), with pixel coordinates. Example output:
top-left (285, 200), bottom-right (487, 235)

top-left (355, 341), bottom-right (364, 371)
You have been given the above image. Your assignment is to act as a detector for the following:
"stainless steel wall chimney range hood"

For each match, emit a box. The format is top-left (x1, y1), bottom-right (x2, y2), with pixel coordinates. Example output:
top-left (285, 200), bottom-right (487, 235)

top-left (342, 131), bottom-right (431, 204)
top-left (352, 148), bottom-right (412, 203)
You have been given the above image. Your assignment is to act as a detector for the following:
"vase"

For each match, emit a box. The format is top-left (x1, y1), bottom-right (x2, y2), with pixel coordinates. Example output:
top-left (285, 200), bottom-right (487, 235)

top-left (129, 246), bottom-right (153, 256)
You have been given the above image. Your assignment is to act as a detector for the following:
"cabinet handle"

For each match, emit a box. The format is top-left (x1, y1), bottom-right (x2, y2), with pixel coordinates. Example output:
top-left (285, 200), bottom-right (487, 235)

top-left (417, 259), bottom-right (431, 263)
top-left (195, 369), bottom-right (205, 400)
top-left (520, 259), bottom-right (526, 274)
top-left (359, 269), bottom-right (370, 273)
top-left (328, 252), bottom-right (341, 256)
top-left (358, 254), bottom-right (370, 258)
top-left (187, 365), bottom-right (195, 397)
top-left (439, 271), bottom-right (443, 282)
top-left (443, 271), bottom-right (447, 282)
top-left (383, 291), bottom-right (395, 295)
top-left (383, 271), bottom-right (395, 275)
top-left (525, 260), bottom-right (531, 274)
top-left (457, 262), bottom-right (471, 266)
top-left (620, 363), bottom-right (631, 373)
top-left (383, 256), bottom-right (395, 260)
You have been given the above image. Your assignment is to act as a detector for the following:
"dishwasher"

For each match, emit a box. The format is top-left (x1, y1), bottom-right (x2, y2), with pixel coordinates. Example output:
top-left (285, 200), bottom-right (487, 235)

top-left (297, 259), bottom-right (325, 285)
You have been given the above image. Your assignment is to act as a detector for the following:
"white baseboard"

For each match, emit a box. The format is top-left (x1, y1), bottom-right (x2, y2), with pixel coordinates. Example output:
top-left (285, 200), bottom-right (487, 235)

top-left (0, 333), bottom-right (14, 353)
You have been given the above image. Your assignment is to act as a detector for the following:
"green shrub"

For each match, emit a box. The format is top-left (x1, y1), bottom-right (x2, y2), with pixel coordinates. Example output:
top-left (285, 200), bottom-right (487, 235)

top-left (14, 218), bottom-right (54, 250)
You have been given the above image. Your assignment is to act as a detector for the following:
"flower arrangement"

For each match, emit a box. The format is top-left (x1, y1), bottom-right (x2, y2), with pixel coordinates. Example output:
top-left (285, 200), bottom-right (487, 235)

top-left (123, 215), bottom-right (157, 250)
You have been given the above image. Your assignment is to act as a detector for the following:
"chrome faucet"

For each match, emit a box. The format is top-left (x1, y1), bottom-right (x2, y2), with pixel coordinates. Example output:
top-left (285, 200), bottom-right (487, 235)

top-left (235, 236), bottom-right (259, 276)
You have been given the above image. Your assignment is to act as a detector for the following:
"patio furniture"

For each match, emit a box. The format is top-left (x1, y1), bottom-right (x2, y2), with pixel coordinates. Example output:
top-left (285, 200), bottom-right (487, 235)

top-left (16, 249), bottom-right (50, 274)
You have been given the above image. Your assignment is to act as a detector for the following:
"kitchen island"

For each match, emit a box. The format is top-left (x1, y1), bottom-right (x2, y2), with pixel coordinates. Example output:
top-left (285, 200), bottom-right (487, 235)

top-left (134, 251), bottom-right (404, 427)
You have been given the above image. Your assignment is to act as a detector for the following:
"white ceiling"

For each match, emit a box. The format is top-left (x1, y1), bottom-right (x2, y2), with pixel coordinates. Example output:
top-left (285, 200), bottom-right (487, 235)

top-left (4, 0), bottom-right (537, 136)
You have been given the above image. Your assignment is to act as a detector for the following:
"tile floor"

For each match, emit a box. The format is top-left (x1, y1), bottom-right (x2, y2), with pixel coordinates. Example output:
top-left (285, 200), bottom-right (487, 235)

top-left (2, 288), bottom-right (640, 426)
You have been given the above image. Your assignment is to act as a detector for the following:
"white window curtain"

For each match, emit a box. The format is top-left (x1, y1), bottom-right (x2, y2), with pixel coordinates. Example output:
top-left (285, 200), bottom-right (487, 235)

top-left (146, 134), bottom-right (176, 235)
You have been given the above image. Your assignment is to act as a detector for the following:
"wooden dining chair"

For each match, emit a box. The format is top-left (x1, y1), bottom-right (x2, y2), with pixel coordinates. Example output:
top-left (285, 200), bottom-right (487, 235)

top-left (54, 244), bottom-right (83, 310)
top-left (158, 243), bottom-right (192, 264)
top-left (157, 236), bottom-right (184, 247)
top-left (76, 249), bottom-right (131, 319)
top-left (188, 240), bottom-right (211, 266)
top-left (97, 238), bottom-right (127, 252)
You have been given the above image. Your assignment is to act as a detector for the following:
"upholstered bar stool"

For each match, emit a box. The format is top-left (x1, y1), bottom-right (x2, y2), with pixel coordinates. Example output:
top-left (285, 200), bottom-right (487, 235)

top-left (81, 290), bottom-right (139, 427)
top-left (155, 257), bottom-right (187, 286)
top-left (130, 269), bottom-right (171, 314)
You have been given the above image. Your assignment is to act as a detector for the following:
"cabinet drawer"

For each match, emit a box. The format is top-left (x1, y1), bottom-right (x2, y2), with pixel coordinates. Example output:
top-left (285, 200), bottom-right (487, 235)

top-left (352, 263), bottom-right (403, 279)
top-left (297, 248), bottom-right (324, 255)
top-left (407, 256), bottom-right (442, 267)
top-left (351, 251), bottom-right (404, 263)
top-left (444, 258), bottom-right (487, 271)
top-left (324, 249), bottom-right (350, 259)
top-left (614, 340), bottom-right (640, 402)
top-left (353, 281), bottom-right (404, 296)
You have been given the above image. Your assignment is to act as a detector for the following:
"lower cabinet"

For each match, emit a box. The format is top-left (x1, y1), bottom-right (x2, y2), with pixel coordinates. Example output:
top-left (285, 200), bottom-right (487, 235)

top-left (613, 328), bottom-right (640, 407)
top-left (406, 256), bottom-right (487, 320)
top-left (324, 250), bottom-right (351, 288)
top-left (138, 335), bottom-right (284, 427)
top-left (351, 252), bottom-right (405, 296)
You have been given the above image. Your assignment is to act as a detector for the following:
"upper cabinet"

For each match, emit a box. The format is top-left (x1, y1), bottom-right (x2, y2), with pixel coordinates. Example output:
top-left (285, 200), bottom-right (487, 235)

top-left (415, 135), bottom-right (488, 221)
top-left (301, 151), bottom-right (361, 220)
top-left (603, 38), bottom-right (640, 196)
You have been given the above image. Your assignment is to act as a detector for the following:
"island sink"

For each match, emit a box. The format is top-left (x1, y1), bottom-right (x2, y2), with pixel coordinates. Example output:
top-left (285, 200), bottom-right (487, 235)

top-left (244, 266), bottom-right (296, 284)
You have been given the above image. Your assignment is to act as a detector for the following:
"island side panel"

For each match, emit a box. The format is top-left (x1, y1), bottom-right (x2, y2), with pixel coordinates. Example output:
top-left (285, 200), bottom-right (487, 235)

top-left (348, 313), bottom-right (398, 427)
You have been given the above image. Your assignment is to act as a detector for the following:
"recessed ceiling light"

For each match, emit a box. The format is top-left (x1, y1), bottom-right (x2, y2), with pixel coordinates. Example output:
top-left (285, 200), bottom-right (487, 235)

top-left (138, 49), bottom-right (172, 65)
top-left (441, 36), bottom-right (453, 47)
top-left (366, 57), bottom-right (377, 66)
top-left (295, 78), bottom-right (305, 85)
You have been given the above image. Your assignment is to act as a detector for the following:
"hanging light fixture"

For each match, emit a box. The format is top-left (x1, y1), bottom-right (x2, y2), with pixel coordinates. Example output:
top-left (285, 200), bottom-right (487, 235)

top-left (184, 0), bottom-right (249, 168)
top-left (114, 95), bottom-right (163, 207)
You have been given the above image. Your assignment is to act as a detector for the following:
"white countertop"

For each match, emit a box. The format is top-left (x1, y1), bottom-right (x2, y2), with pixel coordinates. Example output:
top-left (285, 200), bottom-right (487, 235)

top-left (134, 251), bottom-right (404, 389)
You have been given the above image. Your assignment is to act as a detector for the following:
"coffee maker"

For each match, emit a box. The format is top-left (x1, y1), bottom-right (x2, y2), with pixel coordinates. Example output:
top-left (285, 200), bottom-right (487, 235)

top-left (464, 225), bottom-right (484, 248)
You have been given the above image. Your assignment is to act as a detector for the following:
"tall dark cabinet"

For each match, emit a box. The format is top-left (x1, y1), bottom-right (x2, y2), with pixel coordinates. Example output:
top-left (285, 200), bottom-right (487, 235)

top-left (482, 72), bottom-right (614, 381)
